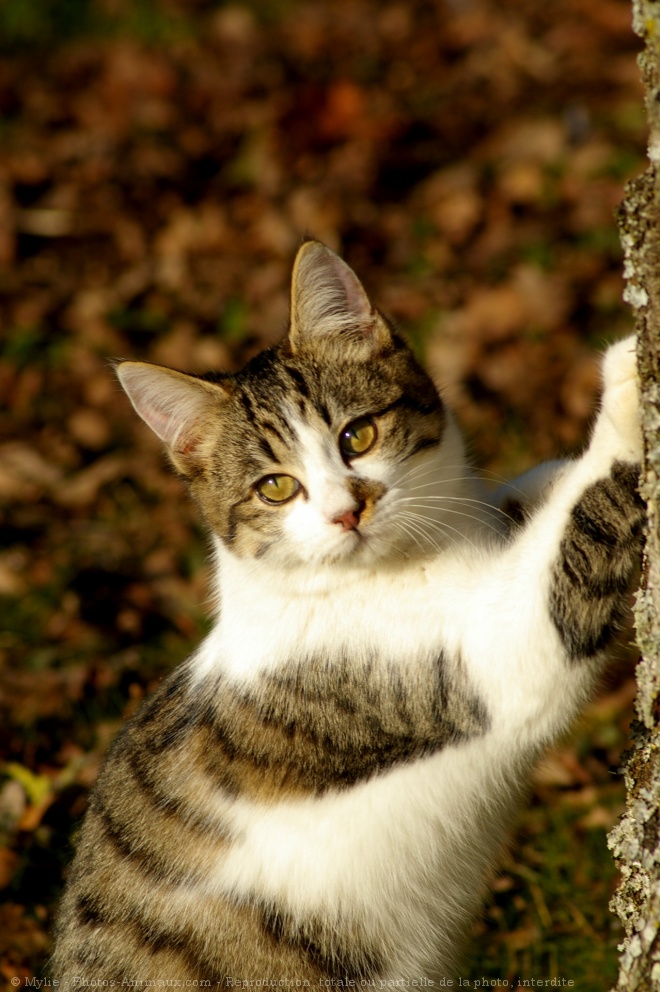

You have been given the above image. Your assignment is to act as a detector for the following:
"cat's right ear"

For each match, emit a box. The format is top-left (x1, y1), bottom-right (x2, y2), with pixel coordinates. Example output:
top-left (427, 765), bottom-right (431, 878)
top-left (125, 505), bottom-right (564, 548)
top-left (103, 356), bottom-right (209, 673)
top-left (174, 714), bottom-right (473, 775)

top-left (116, 361), bottom-right (230, 474)
top-left (287, 241), bottom-right (393, 358)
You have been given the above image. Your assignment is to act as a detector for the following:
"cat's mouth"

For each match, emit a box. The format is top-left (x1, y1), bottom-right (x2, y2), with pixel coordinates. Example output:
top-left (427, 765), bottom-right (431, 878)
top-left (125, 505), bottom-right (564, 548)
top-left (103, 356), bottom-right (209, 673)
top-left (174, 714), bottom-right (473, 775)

top-left (326, 518), bottom-right (412, 568)
top-left (336, 524), bottom-right (365, 551)
top-left (314, 523), bottom-right (368, 567)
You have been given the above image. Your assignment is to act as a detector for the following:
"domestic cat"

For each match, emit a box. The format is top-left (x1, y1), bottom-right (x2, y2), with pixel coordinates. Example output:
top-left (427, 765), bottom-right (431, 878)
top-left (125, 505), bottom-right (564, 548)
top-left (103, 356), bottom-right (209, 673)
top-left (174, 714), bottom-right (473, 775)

top-left (52, 240), bottom-right (644, 984)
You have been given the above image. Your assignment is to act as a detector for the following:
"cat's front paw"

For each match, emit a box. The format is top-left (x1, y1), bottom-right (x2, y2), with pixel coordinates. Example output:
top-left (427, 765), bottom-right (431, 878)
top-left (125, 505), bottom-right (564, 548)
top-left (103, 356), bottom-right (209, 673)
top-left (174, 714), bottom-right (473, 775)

top-left (591, 335), bottom-right (642, 463)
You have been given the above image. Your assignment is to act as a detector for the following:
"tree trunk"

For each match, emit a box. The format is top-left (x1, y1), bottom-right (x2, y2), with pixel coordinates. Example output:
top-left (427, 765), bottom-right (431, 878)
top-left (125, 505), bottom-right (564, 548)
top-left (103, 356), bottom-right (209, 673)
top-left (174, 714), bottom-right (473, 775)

top-left (606, 3), bottom-right (660, 989)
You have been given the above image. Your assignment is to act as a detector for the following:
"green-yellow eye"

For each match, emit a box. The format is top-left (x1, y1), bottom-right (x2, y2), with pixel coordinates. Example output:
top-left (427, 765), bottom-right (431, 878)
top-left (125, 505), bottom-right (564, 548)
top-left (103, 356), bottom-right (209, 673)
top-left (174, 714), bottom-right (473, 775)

top-left (339, 417), bottom-right (377, 459)
top-left (255, 474), bottom-right (300, 504)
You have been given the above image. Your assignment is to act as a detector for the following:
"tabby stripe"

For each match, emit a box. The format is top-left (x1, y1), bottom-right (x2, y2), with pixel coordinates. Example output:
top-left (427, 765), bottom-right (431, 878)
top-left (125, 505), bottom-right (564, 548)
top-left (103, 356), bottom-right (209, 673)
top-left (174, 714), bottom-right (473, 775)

top-left (74, 891), bottom-right (224, 980)
top-left (374, 393), bottom-right (443, 418)
top-left (140, 709), bottom-right (198, 753)
top-left (125, 749), bottom-right (236, 836)
top-left (251, 399), bottom-right (297, 441)
top-left (257, 902), bottom-right (383, 981)
top-left (255, 540), bottom-right (275, 559)
top-left (196, 657), bottom-right (488, 795)
top-left (258, 436), bottom-right (277, 461)
top-left (405, 436), bottom-right (442, 459)
top-left (239, 391), bottom-right (257, 424)
top-left (226, 492), bottom-right (257, 546)
top-left (550, 461), bottom-right (644, 662)
top-left (259, 418), bottom-right (291, 447)
top-left (136, 667), bottom-right (192, 728)
top-left (283, 364), bottom-right (312, 399)
top-left (124, 752), bottom-right (194, 818)
top-left (75, 892), bottom-right (105, 928)
top-left (92, 799), bottom-right (185, 884)
top-left (317, 400), bottom-right (332, 426)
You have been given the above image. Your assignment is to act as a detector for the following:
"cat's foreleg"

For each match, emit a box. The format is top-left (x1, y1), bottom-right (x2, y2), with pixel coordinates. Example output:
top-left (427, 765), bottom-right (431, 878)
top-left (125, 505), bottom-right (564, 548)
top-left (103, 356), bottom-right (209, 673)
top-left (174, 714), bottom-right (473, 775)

top-left (547, 335), bottom-right (643, 661)
top-left (463, 335), bottom-right (645, 746)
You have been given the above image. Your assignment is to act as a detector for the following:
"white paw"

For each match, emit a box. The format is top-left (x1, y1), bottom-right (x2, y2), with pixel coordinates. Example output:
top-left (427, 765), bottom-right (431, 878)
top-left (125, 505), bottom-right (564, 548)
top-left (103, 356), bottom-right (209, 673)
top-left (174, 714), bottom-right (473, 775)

top-left (592, 334), bottom-right (641, 462)
top-left (601, 334), bottom-right (637, 395)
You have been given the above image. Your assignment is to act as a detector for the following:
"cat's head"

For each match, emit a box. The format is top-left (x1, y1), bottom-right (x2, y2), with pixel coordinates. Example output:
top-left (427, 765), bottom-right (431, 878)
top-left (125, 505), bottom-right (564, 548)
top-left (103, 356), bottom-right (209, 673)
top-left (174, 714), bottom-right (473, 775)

top-left (117, 241), bottom-right (469, 569)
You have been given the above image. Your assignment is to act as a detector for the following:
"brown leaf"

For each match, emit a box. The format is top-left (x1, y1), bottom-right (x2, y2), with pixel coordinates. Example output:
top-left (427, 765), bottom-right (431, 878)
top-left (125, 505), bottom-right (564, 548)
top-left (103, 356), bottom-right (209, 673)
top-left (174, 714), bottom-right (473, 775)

top-left (0, 847), bottom-right (20, 889)
top-left (0, 667), bottom-right (89, 725)
top-left (55, 455), bottom-right (127, 508)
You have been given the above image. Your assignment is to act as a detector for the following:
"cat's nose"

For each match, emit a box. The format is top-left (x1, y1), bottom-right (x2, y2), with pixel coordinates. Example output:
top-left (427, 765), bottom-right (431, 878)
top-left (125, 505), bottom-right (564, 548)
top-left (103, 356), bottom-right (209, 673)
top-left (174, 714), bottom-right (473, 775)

top-left (333, 499), bottom-right (366, 531)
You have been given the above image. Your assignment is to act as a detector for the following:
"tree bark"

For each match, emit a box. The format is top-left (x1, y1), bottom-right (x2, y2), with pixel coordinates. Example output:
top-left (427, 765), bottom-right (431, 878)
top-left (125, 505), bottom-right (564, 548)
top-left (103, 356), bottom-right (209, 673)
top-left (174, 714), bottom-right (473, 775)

top-left (606, 3), bottom-right (660, 989)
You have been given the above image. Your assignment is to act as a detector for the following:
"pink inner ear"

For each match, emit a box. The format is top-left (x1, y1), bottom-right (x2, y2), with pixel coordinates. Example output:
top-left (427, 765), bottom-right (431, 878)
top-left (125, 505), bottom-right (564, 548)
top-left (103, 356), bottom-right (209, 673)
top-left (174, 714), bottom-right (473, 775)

top-left (139, 399), bottom-right (203, 453)
top-left (330, 253), bottom-right (374, 324)
top-left (177, 434), bottom-right (202, 456)
top-left (117, 362), bottom-right (214, 455)
top-left (139, 403), bottom-right (178, 445)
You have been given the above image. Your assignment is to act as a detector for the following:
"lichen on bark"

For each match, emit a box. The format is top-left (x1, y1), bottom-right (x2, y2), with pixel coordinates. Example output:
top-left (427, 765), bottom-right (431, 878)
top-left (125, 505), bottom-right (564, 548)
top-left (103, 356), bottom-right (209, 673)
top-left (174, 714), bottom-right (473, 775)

top-left (606, 4), bottom-right (660, 990)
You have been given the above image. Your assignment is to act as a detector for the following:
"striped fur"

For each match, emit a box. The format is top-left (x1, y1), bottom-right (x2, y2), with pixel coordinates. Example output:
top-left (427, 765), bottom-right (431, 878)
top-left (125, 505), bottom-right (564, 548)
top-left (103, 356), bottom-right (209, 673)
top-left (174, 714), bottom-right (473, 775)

top-left (53, 244), bottom-right (644, 984)
top-left (550, 461), bottom-right (644, 660)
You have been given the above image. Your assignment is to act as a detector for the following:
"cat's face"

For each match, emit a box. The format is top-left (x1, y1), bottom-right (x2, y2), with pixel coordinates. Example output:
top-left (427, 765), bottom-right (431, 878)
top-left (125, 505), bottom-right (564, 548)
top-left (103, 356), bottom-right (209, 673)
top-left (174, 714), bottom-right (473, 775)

top-left (117, 242), bottom-right (468, 569)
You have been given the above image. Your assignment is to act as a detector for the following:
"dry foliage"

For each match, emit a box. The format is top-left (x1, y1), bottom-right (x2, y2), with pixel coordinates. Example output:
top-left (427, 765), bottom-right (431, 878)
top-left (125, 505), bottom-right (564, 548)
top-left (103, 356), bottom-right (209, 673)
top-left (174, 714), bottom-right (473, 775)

top-left (0, 0), bottom-right (647, 983)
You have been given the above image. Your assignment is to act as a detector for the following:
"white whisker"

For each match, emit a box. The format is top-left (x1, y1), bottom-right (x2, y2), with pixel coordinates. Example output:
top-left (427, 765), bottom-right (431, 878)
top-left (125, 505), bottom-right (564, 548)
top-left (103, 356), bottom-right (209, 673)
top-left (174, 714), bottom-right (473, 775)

top-left (395, 459), bottom-right (533, 504)
top-left (397, 495), bottom-right (511, 527)
top-left (404, 502), bottom-right (504, 538)
top-left (398, 508), bottom-right (481, 554)
top-left (391, 517), bottom-right (436, 556)
top-left (396, 514), bottom-right (445, 555)
top-left (395, 462), bottom-right (478, 488)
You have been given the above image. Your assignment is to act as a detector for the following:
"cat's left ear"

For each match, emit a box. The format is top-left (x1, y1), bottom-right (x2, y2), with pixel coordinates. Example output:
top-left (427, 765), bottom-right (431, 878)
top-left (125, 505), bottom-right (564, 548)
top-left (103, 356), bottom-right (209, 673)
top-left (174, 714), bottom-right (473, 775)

top-left (287, 241), bottom-right (393, 357)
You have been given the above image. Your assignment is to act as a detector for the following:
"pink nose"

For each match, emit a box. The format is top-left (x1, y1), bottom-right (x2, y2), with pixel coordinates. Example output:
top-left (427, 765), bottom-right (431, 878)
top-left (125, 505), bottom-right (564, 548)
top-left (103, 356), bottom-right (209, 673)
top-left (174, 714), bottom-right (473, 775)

top-left (333, 500), bottom-right (365, 531)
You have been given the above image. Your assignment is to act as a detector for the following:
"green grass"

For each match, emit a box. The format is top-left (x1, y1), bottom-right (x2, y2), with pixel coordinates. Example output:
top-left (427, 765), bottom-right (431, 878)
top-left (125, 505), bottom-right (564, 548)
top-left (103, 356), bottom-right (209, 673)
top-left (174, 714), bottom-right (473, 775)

top-left (0, 0), bottom-right (193, 51)
top-left (465, 792), bottom-right (622, 990)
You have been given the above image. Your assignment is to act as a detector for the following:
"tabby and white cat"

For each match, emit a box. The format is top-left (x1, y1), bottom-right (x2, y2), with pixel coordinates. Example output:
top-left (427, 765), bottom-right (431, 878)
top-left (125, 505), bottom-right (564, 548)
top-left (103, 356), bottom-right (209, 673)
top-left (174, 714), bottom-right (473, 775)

top-left (53, 241), bottom-right (644, 984)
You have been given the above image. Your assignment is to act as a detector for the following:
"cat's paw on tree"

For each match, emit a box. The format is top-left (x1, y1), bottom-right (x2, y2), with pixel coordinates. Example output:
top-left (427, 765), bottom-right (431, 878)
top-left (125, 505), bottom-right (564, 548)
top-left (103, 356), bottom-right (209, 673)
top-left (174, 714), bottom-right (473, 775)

top-left (592, 334), bottom-right (642, 464)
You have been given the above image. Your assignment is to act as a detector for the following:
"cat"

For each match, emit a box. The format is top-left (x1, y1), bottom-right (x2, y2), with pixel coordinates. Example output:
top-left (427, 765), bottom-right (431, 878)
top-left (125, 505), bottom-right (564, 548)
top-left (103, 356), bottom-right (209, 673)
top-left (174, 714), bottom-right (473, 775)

top-left (52, 240), bottom-right (644, 985)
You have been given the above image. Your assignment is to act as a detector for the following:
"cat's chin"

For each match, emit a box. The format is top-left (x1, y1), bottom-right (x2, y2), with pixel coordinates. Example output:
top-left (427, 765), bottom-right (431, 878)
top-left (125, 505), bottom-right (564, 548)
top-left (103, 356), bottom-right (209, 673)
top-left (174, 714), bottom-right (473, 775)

top-left (284, 515), bottom-right (446, 570)
top-left (293, 534), bottom-right (371, 570)
top-left (314, 529), bottom-right (426, 571)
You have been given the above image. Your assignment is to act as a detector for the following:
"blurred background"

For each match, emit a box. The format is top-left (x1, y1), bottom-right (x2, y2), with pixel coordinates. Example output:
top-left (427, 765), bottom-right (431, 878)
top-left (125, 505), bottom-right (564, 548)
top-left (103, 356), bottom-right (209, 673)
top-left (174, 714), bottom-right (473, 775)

top-left (0, 0), bottom-right (647, 985)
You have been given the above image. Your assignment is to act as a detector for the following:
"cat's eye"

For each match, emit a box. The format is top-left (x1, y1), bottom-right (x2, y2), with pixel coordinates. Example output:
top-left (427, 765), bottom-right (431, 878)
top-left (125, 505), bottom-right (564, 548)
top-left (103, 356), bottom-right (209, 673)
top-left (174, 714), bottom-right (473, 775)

top-left (339, 417), bottom-right (377, 459)
top-left (255, 474), bottom-right (300, 505)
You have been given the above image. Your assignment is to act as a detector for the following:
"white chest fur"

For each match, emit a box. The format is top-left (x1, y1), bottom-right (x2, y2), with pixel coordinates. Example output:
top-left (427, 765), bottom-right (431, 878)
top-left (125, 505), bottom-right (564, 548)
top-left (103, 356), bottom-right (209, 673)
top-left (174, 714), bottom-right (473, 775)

top-left (191, 542), bottom-right (582, 975)
top-left (200, 543), bottom-right (474, 678)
